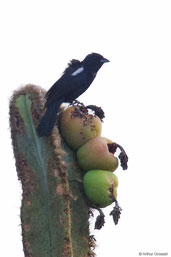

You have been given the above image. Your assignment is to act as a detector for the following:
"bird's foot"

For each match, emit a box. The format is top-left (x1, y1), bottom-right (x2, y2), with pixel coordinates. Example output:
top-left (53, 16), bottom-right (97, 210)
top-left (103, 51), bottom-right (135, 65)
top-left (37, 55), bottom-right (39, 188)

top-left (71, 99), bottom-right (85, 107)
top-left (69, 102), bottom-right (88, 119)
top-left (73, 105), bottom-right (87, 117)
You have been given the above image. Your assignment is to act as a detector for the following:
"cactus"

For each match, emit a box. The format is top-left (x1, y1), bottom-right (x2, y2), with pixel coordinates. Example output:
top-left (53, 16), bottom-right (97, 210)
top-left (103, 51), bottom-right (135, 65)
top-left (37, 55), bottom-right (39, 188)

top-left (9, 85), bottom-right (95, 257)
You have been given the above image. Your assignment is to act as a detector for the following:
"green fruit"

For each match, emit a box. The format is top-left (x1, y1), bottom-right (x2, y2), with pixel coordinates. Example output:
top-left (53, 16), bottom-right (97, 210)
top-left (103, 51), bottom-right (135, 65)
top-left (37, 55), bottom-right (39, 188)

top-left (77, 137), bottom-right (118, 172)
top-left (60, 106), bottom-right (102, 150)
top-left (83, 170), bottom-right (118, 208)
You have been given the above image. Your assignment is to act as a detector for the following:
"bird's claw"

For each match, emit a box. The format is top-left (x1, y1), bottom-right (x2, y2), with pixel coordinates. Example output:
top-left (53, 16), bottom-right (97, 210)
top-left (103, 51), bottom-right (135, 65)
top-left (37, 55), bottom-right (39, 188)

top-left (71, 99), bottom-right (84, 107)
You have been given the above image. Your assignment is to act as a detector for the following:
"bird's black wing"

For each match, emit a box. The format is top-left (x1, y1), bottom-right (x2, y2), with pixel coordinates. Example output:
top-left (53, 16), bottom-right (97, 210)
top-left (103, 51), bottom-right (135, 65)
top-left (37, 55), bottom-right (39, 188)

top-left (45, 64), bottom-right (88, 107)
top-left (63, 59), bottom-right (81, 75)
top-left (45, 59), bottom-right (81, 100)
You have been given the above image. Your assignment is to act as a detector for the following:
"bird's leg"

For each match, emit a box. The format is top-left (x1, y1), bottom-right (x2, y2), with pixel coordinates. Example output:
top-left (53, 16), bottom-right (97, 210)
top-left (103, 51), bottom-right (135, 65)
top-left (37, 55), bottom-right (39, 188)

top-left (70, 100), bottom-right (88, 119)
top-left (70, 106), bottom-right (83, 118)
top-left (71, 99), bottom-right (84, 107)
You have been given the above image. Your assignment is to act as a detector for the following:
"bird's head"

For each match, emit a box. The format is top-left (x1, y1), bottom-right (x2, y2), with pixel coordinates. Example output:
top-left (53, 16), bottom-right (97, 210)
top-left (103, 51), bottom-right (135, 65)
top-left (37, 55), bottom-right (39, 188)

top-left (83, 53), bottom-right (110, 73)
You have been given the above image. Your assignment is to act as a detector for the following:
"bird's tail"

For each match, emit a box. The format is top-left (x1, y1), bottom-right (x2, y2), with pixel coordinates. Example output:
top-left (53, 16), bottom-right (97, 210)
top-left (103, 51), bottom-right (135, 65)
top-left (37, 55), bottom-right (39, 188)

top-left (37, 100), bottom-right (63, 137)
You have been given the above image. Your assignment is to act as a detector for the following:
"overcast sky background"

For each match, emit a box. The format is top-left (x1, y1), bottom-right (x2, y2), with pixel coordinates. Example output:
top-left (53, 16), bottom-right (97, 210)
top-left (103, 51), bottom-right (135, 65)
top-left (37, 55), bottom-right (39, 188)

top-left (0, 1), bottom-right (171, 256)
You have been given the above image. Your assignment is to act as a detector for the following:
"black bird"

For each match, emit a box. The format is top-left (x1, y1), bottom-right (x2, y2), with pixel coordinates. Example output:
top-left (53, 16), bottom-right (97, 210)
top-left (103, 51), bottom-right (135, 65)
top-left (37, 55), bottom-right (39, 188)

top-left (37, 53), bottom-right (109, 137)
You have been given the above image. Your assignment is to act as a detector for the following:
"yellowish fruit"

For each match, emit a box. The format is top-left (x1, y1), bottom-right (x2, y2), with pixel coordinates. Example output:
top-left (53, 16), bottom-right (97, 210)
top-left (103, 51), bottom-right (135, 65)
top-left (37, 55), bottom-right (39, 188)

top-left (60, 106), bottom-right (102, 150)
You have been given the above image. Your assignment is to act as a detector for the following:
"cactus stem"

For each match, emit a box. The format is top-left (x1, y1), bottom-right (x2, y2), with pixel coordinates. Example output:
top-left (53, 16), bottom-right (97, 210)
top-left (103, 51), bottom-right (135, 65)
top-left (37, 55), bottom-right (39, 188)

top-left (9, 84), bottom-right (92, 257)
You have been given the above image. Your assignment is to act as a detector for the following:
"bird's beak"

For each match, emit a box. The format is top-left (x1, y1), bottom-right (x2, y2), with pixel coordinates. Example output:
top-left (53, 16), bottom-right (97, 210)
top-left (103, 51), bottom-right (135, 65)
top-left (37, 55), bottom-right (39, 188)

top-left (100, 57), bottom-right (110, 63)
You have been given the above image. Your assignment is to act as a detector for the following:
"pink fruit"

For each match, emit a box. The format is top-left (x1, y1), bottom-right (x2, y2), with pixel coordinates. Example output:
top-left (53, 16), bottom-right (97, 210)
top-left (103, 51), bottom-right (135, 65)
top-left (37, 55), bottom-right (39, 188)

top-left (77, 137), bottom-right (118, 172)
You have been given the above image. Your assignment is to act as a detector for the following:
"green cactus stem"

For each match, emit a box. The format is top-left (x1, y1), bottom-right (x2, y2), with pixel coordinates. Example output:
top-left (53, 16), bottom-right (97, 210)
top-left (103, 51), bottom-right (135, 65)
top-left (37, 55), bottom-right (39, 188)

top-left (9, 85), bottom-right (95, 257)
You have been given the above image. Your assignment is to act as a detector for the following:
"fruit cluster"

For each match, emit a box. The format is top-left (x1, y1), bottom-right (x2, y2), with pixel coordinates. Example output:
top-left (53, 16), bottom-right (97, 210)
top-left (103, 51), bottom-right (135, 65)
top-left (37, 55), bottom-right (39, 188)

top-left (60, 104), bottom-right (128, 228)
